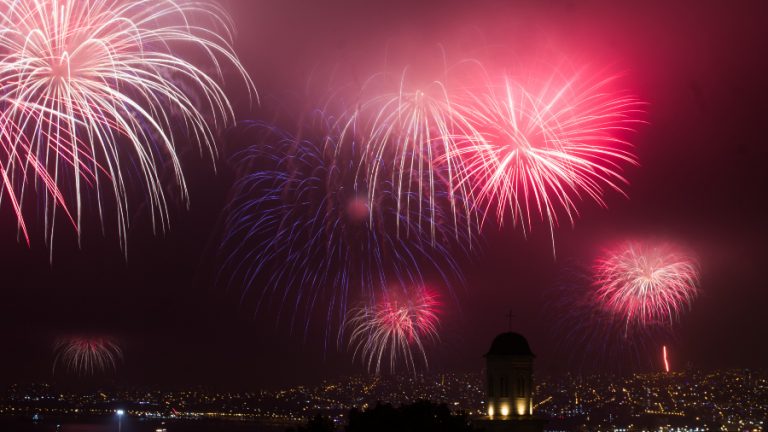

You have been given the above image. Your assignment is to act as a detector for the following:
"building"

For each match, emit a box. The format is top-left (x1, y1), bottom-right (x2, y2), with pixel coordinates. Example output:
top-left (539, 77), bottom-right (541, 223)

top-left (473, 332), bottom-right (546, 432)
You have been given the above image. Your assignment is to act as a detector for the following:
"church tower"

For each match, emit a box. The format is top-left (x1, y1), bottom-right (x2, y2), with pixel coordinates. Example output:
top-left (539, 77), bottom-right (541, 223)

top-left (475, 332), bottom-right (545, 432)
top-left (485, 332), bottom-right (534, 417)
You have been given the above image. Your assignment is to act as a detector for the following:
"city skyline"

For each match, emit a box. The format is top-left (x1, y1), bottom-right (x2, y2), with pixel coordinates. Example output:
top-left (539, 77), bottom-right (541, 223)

top-left (1, 368), bottom-right (765, 431)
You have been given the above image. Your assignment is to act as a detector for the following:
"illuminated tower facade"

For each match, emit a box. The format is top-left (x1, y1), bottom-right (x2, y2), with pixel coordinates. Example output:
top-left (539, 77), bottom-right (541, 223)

top-left (476, 332), bottom-right (545, 432)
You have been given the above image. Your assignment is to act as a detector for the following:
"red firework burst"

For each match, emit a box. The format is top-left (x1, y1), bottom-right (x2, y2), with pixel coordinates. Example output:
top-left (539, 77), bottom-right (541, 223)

top-left (453, 69), bottom-right (644, 239)
top-left (593, 241), bottom-right (700, 329)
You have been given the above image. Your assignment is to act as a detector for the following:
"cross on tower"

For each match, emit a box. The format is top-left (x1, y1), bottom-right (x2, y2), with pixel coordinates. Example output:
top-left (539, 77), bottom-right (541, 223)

top-left (505, 309), bottom-right (515, 331)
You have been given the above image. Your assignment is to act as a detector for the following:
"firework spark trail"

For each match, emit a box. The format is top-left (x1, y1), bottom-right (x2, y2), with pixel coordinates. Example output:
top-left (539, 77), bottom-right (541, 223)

top-left (219, 114), bottom-right (469, 343)
top-left (346, 286), bottom-right (440, 374)
top-left (451, 71), bottom-right (643, 244)
top-left (593, 241), bottom-right (700, 329)
top-left (0, 0), bottom-right (254, 248)
top-left (52, 336), bottom-right (123, 376)
top-left (0, 111), bottom-right (80, 242)
top-left (663, 345), bottom-right (670, 372)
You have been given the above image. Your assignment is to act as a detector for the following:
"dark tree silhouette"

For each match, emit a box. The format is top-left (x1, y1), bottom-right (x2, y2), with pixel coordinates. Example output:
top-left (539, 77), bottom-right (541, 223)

top-left (346, 400), bottom-right (472, 432)
top-left (288, 413), bottom-right (335, 432)
top-left (289, 400), bottom-right (472, 432)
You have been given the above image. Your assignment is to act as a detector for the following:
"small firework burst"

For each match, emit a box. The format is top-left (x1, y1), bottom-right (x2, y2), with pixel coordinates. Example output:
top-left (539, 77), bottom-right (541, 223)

top-left (53, 336), bottom-right (123, 376)
top-left (346, 287), bottom-right (441, 374)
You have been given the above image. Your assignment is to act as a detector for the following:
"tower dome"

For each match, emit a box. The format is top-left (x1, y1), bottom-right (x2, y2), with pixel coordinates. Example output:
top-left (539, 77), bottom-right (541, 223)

top-left (485, 332), bottom-right (535, 357)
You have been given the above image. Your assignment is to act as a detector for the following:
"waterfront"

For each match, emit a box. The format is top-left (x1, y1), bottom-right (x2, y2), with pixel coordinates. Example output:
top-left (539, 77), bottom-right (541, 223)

top-left (0, 418), bottom-right (291, 432)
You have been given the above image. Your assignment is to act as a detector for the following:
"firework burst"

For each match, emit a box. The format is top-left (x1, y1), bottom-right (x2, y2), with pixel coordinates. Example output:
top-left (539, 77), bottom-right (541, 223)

top-left (53, 336), bottom-right (123, 376)
top-left (453, 70), bottom-right (643, 240)
top-left (348, 69), bottom-right (482, 242)
top-left (0, 0), bottom-right (253, 247)
top-left (548, 262), bottom-right (677, 372)
top-left (593, 241), bottom-right (700, 329)
top-left (219, 113), bottom-right (468, 341)
top-left (346, 286), bottom-right (440, 374)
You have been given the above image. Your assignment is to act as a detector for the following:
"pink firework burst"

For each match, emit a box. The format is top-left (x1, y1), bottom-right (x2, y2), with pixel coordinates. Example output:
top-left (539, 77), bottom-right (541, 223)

top-left (346, 287), bottom-right (441, 374)
top-left (453, 70), bottom-right (644, 239)
top-left (593, 241), bottom-right (700, 329)
top-left (339, 68), bottom-right (483, 242)
top-left (53, 336), bottom-right (123, 376)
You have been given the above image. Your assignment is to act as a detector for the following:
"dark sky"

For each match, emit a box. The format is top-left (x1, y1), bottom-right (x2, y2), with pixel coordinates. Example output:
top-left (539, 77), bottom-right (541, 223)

top-left (1, 0), bottom-right (767, 388)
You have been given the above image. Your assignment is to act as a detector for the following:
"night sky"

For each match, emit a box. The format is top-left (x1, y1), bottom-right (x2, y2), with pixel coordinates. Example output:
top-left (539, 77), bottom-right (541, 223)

top-left (1, 0), bottom-right (767, 388)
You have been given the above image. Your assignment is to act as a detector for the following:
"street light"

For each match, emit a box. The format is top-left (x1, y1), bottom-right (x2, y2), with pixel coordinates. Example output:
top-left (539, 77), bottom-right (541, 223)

top-left (116, 409), bottom-right (124, 432)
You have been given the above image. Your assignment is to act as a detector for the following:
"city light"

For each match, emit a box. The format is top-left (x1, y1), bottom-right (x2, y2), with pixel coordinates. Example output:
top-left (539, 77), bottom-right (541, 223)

top-left (0, 370), bottom-right (764, 429)
top-left (116, 409), bottom-right (125, 432)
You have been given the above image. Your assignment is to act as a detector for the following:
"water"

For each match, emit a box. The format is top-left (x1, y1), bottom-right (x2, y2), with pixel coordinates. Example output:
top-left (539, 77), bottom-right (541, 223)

top-left (0, 418), bottom-right (293, 432)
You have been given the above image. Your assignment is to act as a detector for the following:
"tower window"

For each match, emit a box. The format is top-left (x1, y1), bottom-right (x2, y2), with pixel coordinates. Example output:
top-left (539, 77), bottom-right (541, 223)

top-left (488, 374), bottom-right (494, 396)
